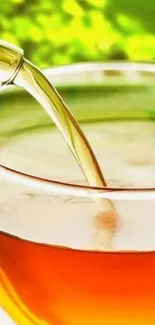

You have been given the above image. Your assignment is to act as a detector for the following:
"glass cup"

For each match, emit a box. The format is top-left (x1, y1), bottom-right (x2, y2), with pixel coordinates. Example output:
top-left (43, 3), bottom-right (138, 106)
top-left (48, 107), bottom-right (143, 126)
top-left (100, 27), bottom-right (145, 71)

top-left (1, 62), bottom-right (155, 325)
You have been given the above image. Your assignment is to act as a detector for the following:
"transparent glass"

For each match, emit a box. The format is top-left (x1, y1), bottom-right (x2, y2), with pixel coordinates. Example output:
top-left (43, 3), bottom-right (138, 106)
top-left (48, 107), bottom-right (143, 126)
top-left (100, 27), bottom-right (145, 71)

top-left (1, 62), bottom-right (155, 324)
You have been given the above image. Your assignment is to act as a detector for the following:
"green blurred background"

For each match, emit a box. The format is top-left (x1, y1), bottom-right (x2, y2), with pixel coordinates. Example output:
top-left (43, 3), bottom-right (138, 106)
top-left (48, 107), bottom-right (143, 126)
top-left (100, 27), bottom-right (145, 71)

top-left (1, 0), bottom-right (155, 68)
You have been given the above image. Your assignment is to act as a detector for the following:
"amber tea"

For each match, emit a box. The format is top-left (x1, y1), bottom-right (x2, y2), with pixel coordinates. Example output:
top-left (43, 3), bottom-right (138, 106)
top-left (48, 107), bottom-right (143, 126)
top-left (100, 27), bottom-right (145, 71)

top-left (1, 63), bottom-right (155, 324)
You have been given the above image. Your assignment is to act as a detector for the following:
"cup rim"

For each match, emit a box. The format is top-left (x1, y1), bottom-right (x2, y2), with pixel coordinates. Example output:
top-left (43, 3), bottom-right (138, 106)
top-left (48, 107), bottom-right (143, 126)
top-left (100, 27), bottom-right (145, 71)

top-left (2, 61), bottom-right (155, 200)
top-left (44, 61), bottom-right (155, 80)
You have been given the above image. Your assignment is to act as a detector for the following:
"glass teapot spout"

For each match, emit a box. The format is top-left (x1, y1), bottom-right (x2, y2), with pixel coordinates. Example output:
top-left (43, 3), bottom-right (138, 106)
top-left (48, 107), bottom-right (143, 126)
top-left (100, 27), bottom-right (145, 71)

top-left (0, 40), bottom-right (24, 87)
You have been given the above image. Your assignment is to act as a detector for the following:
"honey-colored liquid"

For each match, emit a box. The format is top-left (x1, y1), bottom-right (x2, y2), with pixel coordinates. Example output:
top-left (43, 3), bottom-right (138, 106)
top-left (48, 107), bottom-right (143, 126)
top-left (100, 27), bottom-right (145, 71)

top-left (1, 120), bottom-right (155, 324)
top-left (1, 231), bottom-right (155, 325)
top-left (14, 59), bottom-right (116, 246)
top-left (1, 60), bottom-right (153, 324)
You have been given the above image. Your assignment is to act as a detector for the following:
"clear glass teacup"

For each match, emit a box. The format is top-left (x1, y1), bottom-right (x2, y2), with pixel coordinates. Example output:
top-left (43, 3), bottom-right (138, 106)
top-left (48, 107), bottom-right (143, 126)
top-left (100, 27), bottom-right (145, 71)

top-left (1, 62), bottom-right (155, 325)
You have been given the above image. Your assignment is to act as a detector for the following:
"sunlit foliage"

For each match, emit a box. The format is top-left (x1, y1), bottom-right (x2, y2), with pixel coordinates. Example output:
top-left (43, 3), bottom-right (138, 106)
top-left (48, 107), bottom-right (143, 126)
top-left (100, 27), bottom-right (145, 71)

top-left (1, 0), bottom-right (155, 67)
